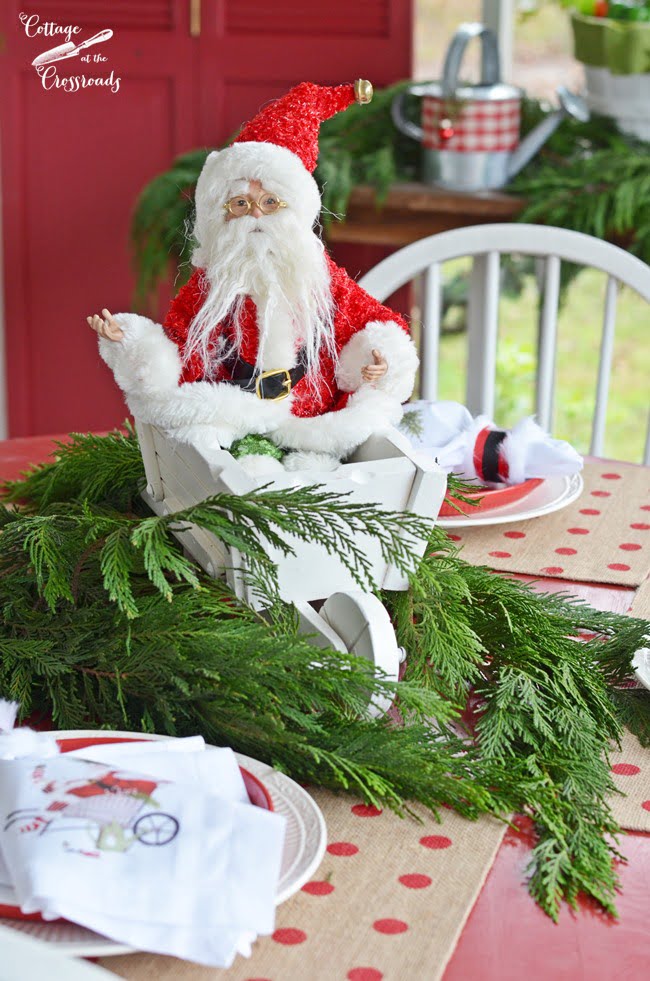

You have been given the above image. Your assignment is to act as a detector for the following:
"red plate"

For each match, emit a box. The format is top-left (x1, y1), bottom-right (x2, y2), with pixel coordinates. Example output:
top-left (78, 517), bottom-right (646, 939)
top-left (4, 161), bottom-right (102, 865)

top-left (439, 478), bottom-right (543, 519)
top-left (0, 734), bottom-right (272, 922)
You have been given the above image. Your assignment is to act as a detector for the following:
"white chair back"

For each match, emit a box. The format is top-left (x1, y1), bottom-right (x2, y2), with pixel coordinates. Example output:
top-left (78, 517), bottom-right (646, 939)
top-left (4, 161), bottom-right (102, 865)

top-left (358, 224), bottom-right (650, 463)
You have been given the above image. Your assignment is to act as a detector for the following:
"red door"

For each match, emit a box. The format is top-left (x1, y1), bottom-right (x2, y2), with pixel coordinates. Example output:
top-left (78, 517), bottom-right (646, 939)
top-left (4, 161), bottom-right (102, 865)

top-left (0, 0), bottom-right (411, 436)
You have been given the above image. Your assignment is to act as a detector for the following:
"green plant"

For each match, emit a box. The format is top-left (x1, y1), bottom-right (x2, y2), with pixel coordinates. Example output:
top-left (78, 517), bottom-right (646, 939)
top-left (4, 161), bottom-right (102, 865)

top-left (525, 1), bottom-right (650, 18)
top-left (2, 428), bottom-right (649, 920)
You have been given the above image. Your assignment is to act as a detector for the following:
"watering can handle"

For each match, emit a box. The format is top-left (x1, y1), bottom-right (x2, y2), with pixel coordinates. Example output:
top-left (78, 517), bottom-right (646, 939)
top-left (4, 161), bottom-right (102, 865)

top-left (442, 22), bottom-right (501, 97)
top-left (391, 23), bottom-right (502, 143)
top-left (390, 89), bottom-right (424, 142)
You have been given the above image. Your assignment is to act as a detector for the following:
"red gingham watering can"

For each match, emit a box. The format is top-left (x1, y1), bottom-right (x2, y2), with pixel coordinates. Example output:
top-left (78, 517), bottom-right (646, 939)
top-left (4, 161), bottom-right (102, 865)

top-left (392, 22), bottom-right (589, 192)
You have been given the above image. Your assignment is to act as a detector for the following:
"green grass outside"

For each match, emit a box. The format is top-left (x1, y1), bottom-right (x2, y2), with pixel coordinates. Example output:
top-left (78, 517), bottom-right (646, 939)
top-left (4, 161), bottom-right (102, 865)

top-left (429, 266), bottom-right (649, 461)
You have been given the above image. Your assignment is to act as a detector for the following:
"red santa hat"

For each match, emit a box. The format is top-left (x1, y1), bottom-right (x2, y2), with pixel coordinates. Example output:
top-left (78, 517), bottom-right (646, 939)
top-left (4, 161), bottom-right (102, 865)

top-left (193, 80), bottom-right (373, 231)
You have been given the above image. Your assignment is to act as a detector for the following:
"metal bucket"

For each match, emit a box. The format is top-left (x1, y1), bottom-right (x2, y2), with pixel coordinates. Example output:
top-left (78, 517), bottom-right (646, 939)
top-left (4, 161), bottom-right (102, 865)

top-left (392, 23), bottom-right (523, 192)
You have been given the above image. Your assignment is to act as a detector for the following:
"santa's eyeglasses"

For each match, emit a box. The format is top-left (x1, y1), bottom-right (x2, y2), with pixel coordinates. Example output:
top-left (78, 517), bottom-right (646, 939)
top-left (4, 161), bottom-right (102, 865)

top-left (223, 193), bottom-right (288, 218)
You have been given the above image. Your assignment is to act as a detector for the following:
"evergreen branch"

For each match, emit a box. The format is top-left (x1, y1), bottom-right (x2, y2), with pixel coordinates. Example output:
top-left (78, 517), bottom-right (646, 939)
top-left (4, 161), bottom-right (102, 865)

top-left (99, 526), bottom-right (140, 618)
top-left (1, 429), bottom-right (648, 922)
top-left (183, 483), bottom-right (431, 591)
top-left (609, 688), bottom-right (650, 747)
top-left (2, 425), bottom-right (146, 513)
top-left (130, 517), bottom-right (201, 601)
top-left (388, 542), bottom-right (649, 917)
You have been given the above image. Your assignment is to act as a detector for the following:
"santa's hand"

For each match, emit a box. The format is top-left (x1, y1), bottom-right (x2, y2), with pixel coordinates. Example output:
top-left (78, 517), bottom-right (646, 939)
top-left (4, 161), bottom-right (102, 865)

top-left (87, 308), bottom-right (124, 342)
top-left (361, 349), bottom-right (388, 385)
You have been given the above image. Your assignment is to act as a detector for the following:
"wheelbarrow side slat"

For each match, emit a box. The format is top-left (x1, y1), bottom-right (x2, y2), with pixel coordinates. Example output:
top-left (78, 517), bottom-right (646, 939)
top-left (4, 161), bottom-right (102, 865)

top-left (137, 423), bottom-right (446, 609)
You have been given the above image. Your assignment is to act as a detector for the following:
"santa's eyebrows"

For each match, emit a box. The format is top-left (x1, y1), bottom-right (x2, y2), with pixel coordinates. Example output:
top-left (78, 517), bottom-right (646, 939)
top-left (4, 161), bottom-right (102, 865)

top-left (224, 178), bottom-right (276, 197)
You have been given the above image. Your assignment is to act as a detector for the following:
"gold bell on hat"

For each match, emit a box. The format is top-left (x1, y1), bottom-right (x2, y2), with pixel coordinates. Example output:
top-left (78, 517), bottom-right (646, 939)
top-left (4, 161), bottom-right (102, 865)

top-left (354, 79), bottom-right (373, 105)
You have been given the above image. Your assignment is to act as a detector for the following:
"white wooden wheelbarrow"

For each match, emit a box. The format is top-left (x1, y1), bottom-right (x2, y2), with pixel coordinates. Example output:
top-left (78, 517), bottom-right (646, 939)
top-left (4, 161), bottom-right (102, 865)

top-left (135, 423), bottom-right (447, 714)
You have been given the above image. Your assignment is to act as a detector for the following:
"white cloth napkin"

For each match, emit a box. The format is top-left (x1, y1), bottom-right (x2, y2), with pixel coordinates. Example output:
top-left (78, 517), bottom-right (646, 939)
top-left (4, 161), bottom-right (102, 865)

top-left (0, 732), bottom-right (286, 968)
top-left (399, 400), bottom-right (583, 485)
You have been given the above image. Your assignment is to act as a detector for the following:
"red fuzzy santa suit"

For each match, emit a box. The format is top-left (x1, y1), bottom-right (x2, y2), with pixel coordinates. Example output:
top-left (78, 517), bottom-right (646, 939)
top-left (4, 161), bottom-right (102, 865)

top-left (98, 81), bottom-right (418, 467)
top-left (162, 256), bottom-right (412, 418)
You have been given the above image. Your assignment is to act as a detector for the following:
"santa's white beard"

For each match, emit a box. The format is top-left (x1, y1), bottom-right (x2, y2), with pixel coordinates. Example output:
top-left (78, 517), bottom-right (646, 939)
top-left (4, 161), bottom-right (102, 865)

top-left (186, 210), bottom-right (335, 379)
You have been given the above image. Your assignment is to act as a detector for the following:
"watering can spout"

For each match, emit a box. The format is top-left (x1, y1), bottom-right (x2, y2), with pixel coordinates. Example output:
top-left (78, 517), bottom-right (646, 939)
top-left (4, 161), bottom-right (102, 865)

top-left (507, 87), bottom-right (590, 180)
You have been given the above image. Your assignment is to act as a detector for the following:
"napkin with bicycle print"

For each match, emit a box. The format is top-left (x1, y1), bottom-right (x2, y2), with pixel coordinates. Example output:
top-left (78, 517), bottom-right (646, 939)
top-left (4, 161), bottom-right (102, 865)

top-left (0, 733), bottom-right (285, 967)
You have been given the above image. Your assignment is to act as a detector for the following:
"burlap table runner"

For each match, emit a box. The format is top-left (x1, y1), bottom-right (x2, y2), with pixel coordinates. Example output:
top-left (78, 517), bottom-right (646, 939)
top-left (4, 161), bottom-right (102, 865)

top-left (447, 461), bottom-right (650, 586)
top-left (99, 792), bottom-right (506, 981)
top-left (608, 729), bottom-right (650, 832)
top-left (606, 579), bottom-right (650, 833)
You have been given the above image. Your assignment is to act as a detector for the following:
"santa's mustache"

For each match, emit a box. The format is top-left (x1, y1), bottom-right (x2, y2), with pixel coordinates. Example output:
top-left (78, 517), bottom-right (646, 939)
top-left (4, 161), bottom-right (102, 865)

top-left (185, 210), bottom-right (336, 378)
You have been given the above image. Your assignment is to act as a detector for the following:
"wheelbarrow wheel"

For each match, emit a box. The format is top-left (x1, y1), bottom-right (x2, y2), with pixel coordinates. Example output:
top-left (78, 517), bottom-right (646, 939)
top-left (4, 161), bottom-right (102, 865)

top-left (133, 812), bottom-right (179, 846)
top-left (318, 591), bottom-right (402, 717)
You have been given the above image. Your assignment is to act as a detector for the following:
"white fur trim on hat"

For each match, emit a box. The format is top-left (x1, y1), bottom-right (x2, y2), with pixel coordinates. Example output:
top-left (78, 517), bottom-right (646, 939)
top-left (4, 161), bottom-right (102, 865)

top-left (194, 142), bottom-right (322, 233)
top-left (336, 321), bottom-right (419, 404)
top-left (98, 314), bottom-right (182, 395)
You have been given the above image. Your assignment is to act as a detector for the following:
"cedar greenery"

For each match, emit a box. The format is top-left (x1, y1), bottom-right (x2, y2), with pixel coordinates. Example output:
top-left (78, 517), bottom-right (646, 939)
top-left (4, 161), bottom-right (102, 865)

top-left (130, 87), bottom-right (650, 308)
top-left (2, 428), bottom-right (649, 922)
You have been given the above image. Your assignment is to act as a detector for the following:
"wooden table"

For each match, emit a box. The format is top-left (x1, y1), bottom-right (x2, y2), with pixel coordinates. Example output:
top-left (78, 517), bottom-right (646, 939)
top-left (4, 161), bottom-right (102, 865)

top-left (326, 183), bottom-right (524, 250)
top-left (0, 436), bottom-right (647, 981)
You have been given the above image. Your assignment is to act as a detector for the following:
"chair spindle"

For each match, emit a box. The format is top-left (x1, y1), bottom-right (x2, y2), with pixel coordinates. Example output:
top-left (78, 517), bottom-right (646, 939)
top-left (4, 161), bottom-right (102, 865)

top-left (466, 251), bottom-right (500, 418)
top-left (590, 275), bottom-right (618, 457)
top-left (536, 254), bottom-right (561, 431)
top-left (420, 262), bottom-right (442, 401)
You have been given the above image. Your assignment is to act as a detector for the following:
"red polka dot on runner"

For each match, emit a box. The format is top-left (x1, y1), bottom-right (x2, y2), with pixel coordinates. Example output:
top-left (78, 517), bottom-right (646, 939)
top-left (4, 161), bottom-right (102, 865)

top-left (642, 801), bottom-right (650, 812)
top-left (420, 834), bottom-right (452, 849)
top-left (302, 881), bottom-right (335, 895)
top-left (631, 523), bottom-right (650, 530)
top-left (398, 873), bottom-right (432, 889)
top-left (504, 531), bottom-right (526, 539)
top-left (601, 472), bottom-right (621, 479)
top-left (556, 547), bottom-right (577, 555)
top-left (619, 543), bottom-right (642, 551)
top-left (641, 505), bottom-right (650, 512)
top-left (447, 533), bottom-right (462, 542)
top-left (351, 804), bottom-right (382, 818)
top-left (327, 841), bottom-right (359, 856)
top-left (608, 563), bottom-right (631, 571)
top-left (612, 763), bottom-right (641, 776)
top-left (272, 928), bottom-right (307, 945)
top-left (541, 566), bottom-right (563, 574)
top-left (568, 527), bottom-right (589, 535)
top-left (591, 490), bottom-right (611, 497)
top-left (347, 968), bottom-right (383, 981)
top-left (373, 918), bottom-right (409, 935)
top-left (489, 550), bottom-right (511, 558)
top-left (580, 508), bottom-right (600, 516)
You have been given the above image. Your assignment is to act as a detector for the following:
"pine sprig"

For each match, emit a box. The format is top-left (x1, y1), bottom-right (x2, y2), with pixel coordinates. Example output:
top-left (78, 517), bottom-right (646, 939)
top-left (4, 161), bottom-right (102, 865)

top-left (183, 483), bottom-right (429, 590)
top-left (2, 424), bottom-right (146, 513)
top-left (1, 429), bottom-right (648, 923)
top-left (512, 144), bottom-right (650, 264)
top-left (387, 546), bottom-right (649, 919)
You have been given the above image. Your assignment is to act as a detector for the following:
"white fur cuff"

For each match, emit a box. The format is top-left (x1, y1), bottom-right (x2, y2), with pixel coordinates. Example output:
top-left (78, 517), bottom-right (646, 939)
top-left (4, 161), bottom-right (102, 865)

top-left (335, 321), bottom-right (418, 403)
top-left (98, 314), bottom-right (182, 395)
top-left (271, 387), bottom-right (404, 458)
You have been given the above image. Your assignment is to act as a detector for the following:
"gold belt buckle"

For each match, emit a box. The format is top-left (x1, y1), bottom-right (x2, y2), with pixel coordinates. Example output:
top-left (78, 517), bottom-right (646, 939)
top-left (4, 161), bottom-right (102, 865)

top-left (255, 368), bottom-right (292, 401)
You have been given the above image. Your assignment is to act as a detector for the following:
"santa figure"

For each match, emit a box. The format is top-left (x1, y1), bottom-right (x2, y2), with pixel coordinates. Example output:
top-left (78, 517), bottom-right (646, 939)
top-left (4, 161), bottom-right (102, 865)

top-left (89, 80), bottom-right (418, 472)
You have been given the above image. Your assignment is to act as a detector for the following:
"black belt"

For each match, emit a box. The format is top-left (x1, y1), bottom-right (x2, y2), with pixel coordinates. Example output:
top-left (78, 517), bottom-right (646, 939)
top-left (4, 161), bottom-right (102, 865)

top-left (223, 351), bottom-right (307, 401)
